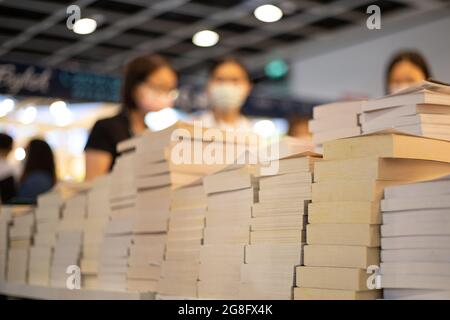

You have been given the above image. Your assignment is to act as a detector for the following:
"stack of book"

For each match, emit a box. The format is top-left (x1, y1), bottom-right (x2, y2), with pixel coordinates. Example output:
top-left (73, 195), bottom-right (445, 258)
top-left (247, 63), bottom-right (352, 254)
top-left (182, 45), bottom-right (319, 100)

top-left (81, 175), bottom-right (111, 289)
top-left (295, 132), bottom-right (450, 300)
top-left (158, 181), bottom-right (207, 298)
top-left (125, 132), bottom-right (172, 293)
top-left (381, 174), bottom-right (450, 300)
top-left (99, 143), bottom-right (137, 291)
top-left (240, 152), bottom-right (320, 300)
top-left (0, 206), bottom-right (13, 281)
top-left (7, 205), bottom-right (35, 284)
top-left (50, 192), bottom-right (88, 288)
top-left (127, 122), bottom-right (261, 294)
top-left (309, 101), bottom-right (363, 151)
top-left (28, 190), bottom-right (65, 286)
top-left (198, 164), bottom-right (259, 299)
top-left (361, 81), bottom-right (450, 140)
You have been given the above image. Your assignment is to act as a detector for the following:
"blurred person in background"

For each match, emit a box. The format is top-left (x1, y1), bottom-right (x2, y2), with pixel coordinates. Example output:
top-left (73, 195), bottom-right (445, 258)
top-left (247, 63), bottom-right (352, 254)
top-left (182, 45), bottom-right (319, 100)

top-left (17, 139), bottom-right (56, 202)
top-left (287, 115), bottom-right (312, 141)
top-left (0, 133), bottom-right (17, 203)
top-left (199, 57), bottom-right (252, 131)
top-left (386, 50), bottom-right (431, 94)
top-left (85, 54), bottom-right (178, 180)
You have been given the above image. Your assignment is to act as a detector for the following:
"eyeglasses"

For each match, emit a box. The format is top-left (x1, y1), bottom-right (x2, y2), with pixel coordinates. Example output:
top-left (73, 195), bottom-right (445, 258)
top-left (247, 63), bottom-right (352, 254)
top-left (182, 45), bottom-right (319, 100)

top-left (144, 83), bottom-right (179, 100)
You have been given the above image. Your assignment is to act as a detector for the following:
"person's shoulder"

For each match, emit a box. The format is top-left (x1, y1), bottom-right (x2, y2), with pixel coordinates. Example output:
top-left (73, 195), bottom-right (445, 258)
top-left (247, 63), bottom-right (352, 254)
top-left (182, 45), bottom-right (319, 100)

top-left (93, 112), bottom-right (127, 130)
top-left (0, 159), bottom-right (16, 180)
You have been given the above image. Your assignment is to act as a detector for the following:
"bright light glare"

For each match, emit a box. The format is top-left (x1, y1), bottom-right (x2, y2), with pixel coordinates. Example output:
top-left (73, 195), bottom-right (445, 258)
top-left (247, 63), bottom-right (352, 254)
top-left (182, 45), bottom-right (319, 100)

top-left (192, 30), bottom-right (219, 47)
top-left (253, 119), bottom-right (277, 138)
top-left (145, 108), bottom-right (179, 131)
top-left (73, 18), bottom-right (97, 35)
top-left (15, 147), bottom-right (26, 161)
top-left (18, 106), bottom-right (37, 124)
top-left (254, 4), bottom-right (283, 23)
top-left (0, 98), bottom-right (15, 117)
top-left (49, 100), bottom-right (73, 126)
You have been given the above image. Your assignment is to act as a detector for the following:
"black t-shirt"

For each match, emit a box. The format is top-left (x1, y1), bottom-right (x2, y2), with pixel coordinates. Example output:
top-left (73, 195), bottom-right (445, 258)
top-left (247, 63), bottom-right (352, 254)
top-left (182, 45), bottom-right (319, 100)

top-left (0, 175), bottom-right (16, 203)
top-left (85, 110), bottom-right (132, 171)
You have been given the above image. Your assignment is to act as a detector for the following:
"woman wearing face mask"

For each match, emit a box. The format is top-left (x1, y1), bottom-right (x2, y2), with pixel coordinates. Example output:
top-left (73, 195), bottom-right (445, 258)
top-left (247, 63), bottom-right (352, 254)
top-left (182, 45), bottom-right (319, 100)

top-left (386, 50), bottom-right (431, 94)
top-left (199, 57), bottom-right (253, 131)
top-left (84, 54), bottom-right (178, 180)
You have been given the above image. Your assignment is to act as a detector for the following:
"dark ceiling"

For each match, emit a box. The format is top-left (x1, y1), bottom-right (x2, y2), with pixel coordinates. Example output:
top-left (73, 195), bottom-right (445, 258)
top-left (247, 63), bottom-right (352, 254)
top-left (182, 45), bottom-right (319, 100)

top-left (0, 0), bottom-right (448, 81)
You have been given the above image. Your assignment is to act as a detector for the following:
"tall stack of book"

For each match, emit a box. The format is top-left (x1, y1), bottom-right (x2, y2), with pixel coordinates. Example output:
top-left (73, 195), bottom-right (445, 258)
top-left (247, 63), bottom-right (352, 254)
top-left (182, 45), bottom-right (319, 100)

top-left (361, 81), bottom-right (450, 140)
top-left (157, 181), bottom-right (207, 298)
top-left (124, 131), bottom-right (173, 293)
top-left (0, 206), bottom-right (14, 281)
top-left (127, 122), bottom-right (261, 294)
top-left (295, 132), bottom-right (450, 300)
top-left (50, 192), bottom-right (88, 288)
top-left (99, 141), bottom-right (137, 291)
top-left (381, 174), bottom-right (450, 300)
top-left (6, 205), bottom-right (35, 284)
top-left (309, 101), bottom-right (363, 151)
top-left (239, 152), bottom-right (320, 300)
top-left (28, 190), bottom-right (65, 286)
top-left (81, 175), bottom-right (111, 289)
top-left (198, 164), bottom-right (259, 299)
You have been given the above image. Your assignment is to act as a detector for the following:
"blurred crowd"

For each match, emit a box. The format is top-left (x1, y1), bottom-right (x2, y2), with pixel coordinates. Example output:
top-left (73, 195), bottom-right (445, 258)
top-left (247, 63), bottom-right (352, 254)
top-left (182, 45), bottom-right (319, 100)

top-left (0, 50), bottom-right (432, 202)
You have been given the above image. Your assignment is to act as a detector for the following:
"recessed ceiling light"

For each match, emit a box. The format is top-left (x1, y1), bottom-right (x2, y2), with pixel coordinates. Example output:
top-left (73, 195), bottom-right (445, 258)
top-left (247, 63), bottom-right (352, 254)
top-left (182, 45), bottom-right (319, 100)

top-left (73, 18), bottom-right (97, 35)
top-left (254, 4), bottom-right (283, 23)
top-left (192, 30), bottom-right (220, 47)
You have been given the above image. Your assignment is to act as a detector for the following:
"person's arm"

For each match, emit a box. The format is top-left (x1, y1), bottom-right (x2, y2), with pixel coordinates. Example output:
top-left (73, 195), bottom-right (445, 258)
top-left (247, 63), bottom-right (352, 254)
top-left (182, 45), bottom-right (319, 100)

top-left (84, 119), bottom-right (115, 181)
top-left (85, 149), bottom-right (112, 181)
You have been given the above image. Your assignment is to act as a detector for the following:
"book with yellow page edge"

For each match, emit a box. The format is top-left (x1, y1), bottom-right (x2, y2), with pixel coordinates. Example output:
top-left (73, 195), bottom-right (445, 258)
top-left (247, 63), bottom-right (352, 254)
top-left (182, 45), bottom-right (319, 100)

top-left (295, 130), bottom-right (450, 300)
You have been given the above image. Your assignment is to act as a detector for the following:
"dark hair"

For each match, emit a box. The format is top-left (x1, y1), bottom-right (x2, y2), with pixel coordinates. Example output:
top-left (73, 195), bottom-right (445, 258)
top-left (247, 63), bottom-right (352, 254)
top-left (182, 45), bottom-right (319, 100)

top-left (0, 133), bottom-right (13, 152)
top-left (385, 50), bottom-right (431, 94)
top-left (208, 57), bottom-right (251, 81)
top-left (122, 54), bottom-right (175, 110)
top-left (20, 139), bottom-right (56, 185)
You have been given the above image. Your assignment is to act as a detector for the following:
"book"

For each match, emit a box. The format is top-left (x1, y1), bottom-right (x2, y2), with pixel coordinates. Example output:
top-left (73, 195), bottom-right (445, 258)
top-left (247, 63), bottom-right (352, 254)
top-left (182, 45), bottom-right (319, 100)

top-left (383, 288), bottom-right (450, 300)
top-left (199, 164), bottom-right (259, 299)
top-left (361, 104), bottom-right (450, 124)
top-left (294, 287), bottom-right (380, 300)
top-left (158, 181), bottom-right (206, 298)
top-left (296, 266), bottom-right (372, 291)
top-left (313, 101), bottom-right (363, 119)
top-left (362, 113), bottom-right (450, 133)
top-left (362, 82), bottom-right (450, 112)
top-left (296, 132), bottom-right (450, 299)
top-left (381, 236), bottom-right (450, 250)
top-left (304, 244), bottom-right (379, 268)
top-left (381, 175), bottom-right (450, 298)
top-left (309, 100), bottom-right (363, 147)
top-left (6, 206), bottom-right (35, 284)
top-left (307, 224), bottom-right (380, 247)
top-left (238, 152), bottom-right (316, 299)
top-left (308, 201), bottom-right (380, 224)
top-left (245, 243), bottom-right (303, 264)
top-left (314, 157), bottom-right (450, 182)
top-left (323, 132), bottom-right (450, 163)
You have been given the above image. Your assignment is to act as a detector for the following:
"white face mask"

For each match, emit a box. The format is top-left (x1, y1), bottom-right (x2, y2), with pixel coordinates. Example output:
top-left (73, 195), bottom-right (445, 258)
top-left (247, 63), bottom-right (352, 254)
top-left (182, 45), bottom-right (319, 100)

top-left (209, 83), bottom-right (247, 111)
